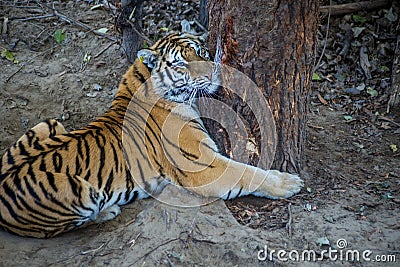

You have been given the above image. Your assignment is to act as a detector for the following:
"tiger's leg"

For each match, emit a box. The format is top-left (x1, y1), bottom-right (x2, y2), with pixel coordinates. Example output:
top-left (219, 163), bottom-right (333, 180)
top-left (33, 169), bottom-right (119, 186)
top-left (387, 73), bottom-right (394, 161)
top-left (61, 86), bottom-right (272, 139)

top-left (6, 119), bottom-right (67, 156)
top-left (18, 119), bottom-right (67, 142)
top-left (1, 119), bottom-right (67, 174)
top-left (170, 144), bottom-right (303, 200)
top-left (0, 172), bottom-right (104, 238)
top-left (161, 120), bottom-right (303, 200)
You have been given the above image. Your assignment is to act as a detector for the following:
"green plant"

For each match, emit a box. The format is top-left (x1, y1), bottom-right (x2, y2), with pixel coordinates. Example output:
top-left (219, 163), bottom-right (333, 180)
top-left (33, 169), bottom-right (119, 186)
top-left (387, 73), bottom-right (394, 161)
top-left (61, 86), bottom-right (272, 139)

top-left (1, 49), bottom-right (18, 63)
top-left (53, 29), bottom-right (66, 44)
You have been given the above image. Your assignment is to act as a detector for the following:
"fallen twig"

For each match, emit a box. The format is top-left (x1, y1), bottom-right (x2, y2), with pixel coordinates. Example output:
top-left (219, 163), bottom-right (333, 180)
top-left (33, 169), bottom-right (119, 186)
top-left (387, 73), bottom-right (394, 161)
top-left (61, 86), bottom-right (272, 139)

top-left (127, 232), bottom-right (142, 248)
top-left (285, 203), bottom-right (292, 238)
top-left (132, 237), bottom-right (180, 266)
top-left (93, 41), bottom-right (118, 59)
top-left (10, 14), bottom-right (55, 21)
top-left (80, 243), bottom-right (105, 255)
top-left (320, 0), bottom-right (391, 16)
top-left (194, 18), bottom-right (207, 32)
top-left (5, 64), bottom-right (25, 83)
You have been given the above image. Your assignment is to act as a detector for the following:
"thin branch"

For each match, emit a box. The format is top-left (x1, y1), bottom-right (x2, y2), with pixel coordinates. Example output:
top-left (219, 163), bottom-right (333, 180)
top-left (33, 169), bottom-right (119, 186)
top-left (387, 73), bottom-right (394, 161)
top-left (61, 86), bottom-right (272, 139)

top-left (313, 0), bottom-right (332, 73)
top-left (80, 243), bottom-right (105, 255)
top-left (93, 41), bottom-right (118, 58)
top-left (320, 0), bottom-right (391, 16)
top-left (132, 237), bottom-right (180, 266)
top-left (194, 18), bottom-right (207, 32)
top-left (285, 203), bottom-right (293, 238)
top-left (10, 14), bottom-right (55, 21)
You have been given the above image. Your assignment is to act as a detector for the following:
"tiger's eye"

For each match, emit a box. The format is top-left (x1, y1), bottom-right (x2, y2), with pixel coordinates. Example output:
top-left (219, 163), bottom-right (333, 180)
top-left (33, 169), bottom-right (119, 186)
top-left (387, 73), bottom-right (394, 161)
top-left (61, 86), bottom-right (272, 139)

top-left (166, 61), bottom-right (172, 67)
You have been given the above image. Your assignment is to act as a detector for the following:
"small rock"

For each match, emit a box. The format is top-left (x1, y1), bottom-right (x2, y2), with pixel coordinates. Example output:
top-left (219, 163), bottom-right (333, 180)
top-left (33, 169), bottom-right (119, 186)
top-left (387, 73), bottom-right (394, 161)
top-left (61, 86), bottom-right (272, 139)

top-left (77, 31), bottom-right (87, 39)
top-left (21, 118), bottom-right (29, 129)
top-left (93, 83), bottom-right (102, 91)
top-left (86, 92), bottom-right (98, 98)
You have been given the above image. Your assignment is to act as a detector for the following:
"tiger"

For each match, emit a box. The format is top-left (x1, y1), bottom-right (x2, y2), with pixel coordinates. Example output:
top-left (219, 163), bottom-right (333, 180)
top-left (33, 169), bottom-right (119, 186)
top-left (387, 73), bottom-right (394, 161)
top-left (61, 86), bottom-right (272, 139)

top-left (0, 31), bottom-right (303, 238)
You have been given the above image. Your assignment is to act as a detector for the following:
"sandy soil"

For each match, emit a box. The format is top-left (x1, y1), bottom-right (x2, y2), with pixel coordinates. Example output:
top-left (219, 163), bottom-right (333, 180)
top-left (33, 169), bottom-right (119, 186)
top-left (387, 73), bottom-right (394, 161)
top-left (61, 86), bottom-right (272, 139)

top-left (0, 1), bottom-right (399, 266)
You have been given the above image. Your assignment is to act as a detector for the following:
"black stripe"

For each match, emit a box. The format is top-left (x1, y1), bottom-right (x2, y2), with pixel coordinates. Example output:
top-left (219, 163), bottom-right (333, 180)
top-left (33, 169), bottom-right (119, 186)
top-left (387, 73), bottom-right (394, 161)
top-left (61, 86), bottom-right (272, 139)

top-left (110, 143), bottom-right (119, 170)
top-left (121, 77), bottom-right (128, 87)
top-left (77, 135), bottom-right (83, 158)
top-left (38, 182), bottom-right (74, 213)
top-left (83, 134), bottom-right (91, 169)
top-left (179, 148), bottom-right (199, 160)
top-left (225, 190), bottom-right (232, 200)
top-left (83, 170), bottom-right (91, 181)
top-left (3, 182), bottom-right (23, 210)
top-left (27, 164), bottom-right (37, 184)
top-left (14, 175), bottom-right (26, 196)
top-left (75, 155), bottom-right (82, 176)
top-left (115, 192), bottom-right (123, 204)
top-left (113, 95), bottom-right (131, 102)
top-left (46, 172), bottom-right (58, 192)
top-left (6, 150), bottom-right (14, 165)
top-left (88, 187), bottom-right (99, 205)
top-left (95, 133), bottom-right (106, 189)
top-left (125, 170), bottom-right (135, 202)
top-left (24, 176), bottom-right (41, 201)
top-left (235, 187), bottom-right (243, 198)
top-left (52, 152), bottom-right (63, 172)
top-left (66, 167), bottom-right (79, 197)
top-left (0, 194), bottom-right (29, 225)
top-left (48, 119), bottom-right (61, 137)
top-left (133, 64), bottom-right (146, 83)
top-left (49, 136), bottom-right (62, 142)
top-left (25, 130), bottom-right (35, 147)
top-left (99, 192), bottom-right (107, 210)
top-left (202, 142), bottom-right (219, 153)
top-left (125, 190), bottom-right (138, 204)
top-left (33, 137), bottom-right (45, 150)
top-left (39, 158), bottom-right (46, 172)
top-left (104, 169), bottom-right (114, 195)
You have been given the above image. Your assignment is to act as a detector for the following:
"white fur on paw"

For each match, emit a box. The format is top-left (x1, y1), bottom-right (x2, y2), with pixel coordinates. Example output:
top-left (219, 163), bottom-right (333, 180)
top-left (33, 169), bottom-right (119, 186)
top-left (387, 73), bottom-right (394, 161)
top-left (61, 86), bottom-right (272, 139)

top-left (278, 172), bottom-right (304, 198)
top-left (95, 205), bottom-right (121, 223)
top-left (253, 171), bottom-right (304, 199)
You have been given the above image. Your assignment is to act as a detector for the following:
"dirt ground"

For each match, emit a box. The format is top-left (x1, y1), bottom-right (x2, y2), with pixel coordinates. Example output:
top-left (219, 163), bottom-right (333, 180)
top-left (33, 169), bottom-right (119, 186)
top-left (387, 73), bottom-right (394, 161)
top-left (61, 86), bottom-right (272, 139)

top-left (0, 1), bottom-right (399, 266)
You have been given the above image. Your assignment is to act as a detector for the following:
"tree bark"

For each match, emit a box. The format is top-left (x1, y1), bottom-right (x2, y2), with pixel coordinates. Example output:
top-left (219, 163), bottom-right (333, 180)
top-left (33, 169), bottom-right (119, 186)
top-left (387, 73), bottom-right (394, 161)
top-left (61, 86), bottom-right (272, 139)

top-left (207, 0), bottom-right (319, 173)
top-left (117, 0), bottom-right (144, 63)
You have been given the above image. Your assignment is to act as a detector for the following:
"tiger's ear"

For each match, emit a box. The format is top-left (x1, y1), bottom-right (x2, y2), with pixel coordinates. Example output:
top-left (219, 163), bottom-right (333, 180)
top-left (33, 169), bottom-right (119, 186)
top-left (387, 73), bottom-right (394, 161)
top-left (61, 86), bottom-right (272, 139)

top-left (137, 49), bottom-right (158, 69)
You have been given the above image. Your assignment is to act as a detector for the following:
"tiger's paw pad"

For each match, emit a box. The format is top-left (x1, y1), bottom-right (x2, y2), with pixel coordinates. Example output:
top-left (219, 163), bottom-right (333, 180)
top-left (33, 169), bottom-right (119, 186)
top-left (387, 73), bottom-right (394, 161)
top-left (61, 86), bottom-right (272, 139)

top-left (95, 205), bottom-right (121, 223)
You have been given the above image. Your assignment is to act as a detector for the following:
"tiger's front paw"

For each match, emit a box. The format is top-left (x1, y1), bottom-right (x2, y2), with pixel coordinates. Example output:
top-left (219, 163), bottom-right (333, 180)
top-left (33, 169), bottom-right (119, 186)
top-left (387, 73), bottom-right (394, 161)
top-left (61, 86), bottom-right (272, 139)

top-left (275, 172), bottom-right (304, 198)
top-left (253, 170), bottom-right (304, 199)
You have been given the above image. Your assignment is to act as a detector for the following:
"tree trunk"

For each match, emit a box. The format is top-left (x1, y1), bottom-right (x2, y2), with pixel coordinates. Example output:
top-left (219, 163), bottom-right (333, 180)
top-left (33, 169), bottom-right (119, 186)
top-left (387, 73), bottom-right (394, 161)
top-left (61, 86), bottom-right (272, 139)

top-left (117, 0), bottom-right (144, 63)
top-left (207, 0), bottom-right (319, 174)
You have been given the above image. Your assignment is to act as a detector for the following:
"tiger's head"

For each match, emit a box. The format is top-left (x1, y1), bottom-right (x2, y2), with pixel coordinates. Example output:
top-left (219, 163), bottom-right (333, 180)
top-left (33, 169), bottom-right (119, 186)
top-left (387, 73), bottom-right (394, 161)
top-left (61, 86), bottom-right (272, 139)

top-left (137, 32), bottom-right (220, 104)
